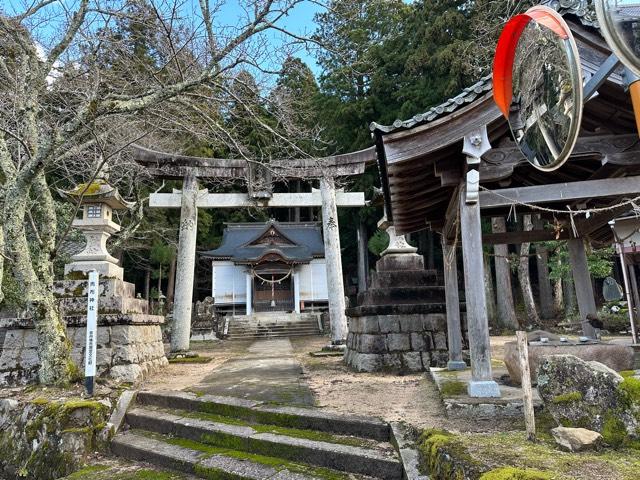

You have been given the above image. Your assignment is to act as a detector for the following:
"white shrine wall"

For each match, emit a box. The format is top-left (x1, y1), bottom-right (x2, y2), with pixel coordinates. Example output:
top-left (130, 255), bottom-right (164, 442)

top-left (211, 259), bottom-right (328, 305)
top-left (298, 259), bottom-right (329, 302)
top-left (211, 261), bottom-right (247, 305)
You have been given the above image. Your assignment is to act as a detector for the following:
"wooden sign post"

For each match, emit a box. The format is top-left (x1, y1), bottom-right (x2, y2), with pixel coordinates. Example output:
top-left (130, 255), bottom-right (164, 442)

top-left (516, 330), bottom-right (536, 441)
top-left (85, 271), bottom-right (99, 396)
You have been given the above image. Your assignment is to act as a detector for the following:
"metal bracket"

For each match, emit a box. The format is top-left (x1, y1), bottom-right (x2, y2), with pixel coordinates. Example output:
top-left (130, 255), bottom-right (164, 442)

top-left (465, 169), bottom-right (480, 204)
top-left (462, 125), bottom-right (491, 161)
top-left (584, 53), bottom-right (621, 102)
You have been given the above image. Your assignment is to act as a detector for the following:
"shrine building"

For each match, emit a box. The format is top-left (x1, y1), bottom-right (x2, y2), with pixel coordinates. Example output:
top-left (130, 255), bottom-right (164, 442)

top-left (200, 221), bottom-right (329, 315)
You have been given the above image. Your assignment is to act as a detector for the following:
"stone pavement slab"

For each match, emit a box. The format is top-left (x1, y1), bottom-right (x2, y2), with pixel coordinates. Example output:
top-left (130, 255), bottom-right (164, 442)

top-left (190, 338), bottom-right (315, 406)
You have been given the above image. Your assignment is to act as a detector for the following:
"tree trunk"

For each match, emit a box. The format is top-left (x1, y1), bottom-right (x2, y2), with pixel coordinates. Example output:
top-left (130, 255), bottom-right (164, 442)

top-left (158, 264), bottom-right (162, 297)
top-left (484, 250), bottom-right (497, 328)
top-left (553, 278), bottom-right (564, 314)
top-left (3, 175), bottom-right (72, 385)
top-left (536, 245), bottom-right (555, 320)
top-left (492, 217), bottom-right (518, 329)
top-left (144, 268), bottom-right (151, 301)
top-left (564, 277), bottom-right (577, 316)
top-left (533, 216), bottom-right (554, 320)
top-left (0, 226), bottom-right (4, 305)
top-left (518, 215), bottom-right (540, 326)
top-left (167, 256), bottom-right (176, 305)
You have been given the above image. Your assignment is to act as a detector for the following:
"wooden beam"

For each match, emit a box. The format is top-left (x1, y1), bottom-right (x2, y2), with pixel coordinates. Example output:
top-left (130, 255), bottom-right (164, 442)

top-left (479, 175), bottom-right (640, 209)
top-left (481, 229), bottom-right (568, 245)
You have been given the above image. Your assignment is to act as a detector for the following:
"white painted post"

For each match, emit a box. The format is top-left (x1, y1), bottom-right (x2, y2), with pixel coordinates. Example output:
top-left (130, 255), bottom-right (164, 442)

top-left (85, 270), bottom-right (99, 396)
top-left (171, 173), bottom-right (199, 353)
top-left (211, 262), bottom-right (216, 300)
top-left (516, 330), bottom-right (536, 441)
top-left (246, 272), bottom-right (253, 316)
top-left (320, 176), bottom-right (348, 344)
top-left (293, 270), bottom-right (301, 314)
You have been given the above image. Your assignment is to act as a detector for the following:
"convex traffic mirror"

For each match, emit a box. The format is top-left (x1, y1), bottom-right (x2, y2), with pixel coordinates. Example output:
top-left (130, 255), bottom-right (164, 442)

top-left (596, 0), bottom-right (640, 78)
top-left (493, 6), bottom-right (583, 171)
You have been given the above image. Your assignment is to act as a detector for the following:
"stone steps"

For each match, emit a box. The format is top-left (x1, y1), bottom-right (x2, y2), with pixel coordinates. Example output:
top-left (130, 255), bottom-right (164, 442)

top-left (111, 390), bottom-right (403, 480)
top-left (227, 320), bottom-right (321, 339)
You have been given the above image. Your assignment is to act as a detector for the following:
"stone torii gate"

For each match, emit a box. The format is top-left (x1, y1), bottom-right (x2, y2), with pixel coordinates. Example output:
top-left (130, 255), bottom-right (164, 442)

top-left (133, 145), bottom-right (374, 352)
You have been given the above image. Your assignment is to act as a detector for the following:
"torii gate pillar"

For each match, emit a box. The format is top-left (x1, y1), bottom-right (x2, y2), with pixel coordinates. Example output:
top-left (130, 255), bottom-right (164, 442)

top-left (172, 173), bottom-right (199, 352)
top-left (321, 176), bottom-right (348, 344)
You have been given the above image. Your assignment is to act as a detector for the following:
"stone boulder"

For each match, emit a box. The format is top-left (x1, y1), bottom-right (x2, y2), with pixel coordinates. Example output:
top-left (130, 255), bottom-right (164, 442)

top-left (504, 341), bottom-right (634, 385)
top-left (537, 355), bottom-right (639, 443)
top-left (551, 427), bottom-right (603, 452)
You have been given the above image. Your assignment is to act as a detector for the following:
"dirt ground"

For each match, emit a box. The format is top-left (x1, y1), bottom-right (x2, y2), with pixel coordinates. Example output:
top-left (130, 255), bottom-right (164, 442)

top-left (143, 335), bottom-right (522, 433)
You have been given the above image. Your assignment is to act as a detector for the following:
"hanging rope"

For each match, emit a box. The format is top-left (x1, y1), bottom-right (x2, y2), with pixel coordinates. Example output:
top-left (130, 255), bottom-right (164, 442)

top-left (479, 185), bottom-right (640, 217)
top-left (252, 268), bottom-right (292, 284)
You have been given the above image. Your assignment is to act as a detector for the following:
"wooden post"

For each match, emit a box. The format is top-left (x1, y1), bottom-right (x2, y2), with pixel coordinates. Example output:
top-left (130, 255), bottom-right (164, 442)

top-left (459, 179), bottom-right (500, 397)
top-left (442, 238), bottom-right (466, 370)
top-left (491, 217), bottom-right (518, 329)
top-left (516, 330), bottom-right (536, 442)
top-left (628, 264), bottom-right (640, 343)
top-left (567, 238), bottom-right (597, 338)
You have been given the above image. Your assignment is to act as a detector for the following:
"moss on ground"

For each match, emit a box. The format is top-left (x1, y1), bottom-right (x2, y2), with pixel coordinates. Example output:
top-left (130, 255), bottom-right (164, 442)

top-left (479, 466), bottom-right (551, 480)
top-left (551, 392), bottom-right (583, 404)
top-left (181, 409), bottom-right (375, 448)
top-left (457, 431), bottom-right (640, 480)
top-left (62, 465), bottom-right (186, 480)
top-left (168, 356), bottom-right (212, 364)
top-left (619, 370), bottom-right (637, 378)
top-left (165, 436), bottom-right (350, 480)
top-left (439, 380), bottom-right (467, 397)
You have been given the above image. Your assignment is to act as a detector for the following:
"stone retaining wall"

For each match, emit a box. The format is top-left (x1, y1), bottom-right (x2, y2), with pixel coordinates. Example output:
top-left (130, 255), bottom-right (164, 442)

top-left (0, 316), bottom-right (167, 386)
top-left (0, 396), bottom-right (112, 480)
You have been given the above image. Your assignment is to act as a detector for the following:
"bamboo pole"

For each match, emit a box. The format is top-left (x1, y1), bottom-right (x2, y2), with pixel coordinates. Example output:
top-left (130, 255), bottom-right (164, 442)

top-left (516, 330), bottom-right (536, 442)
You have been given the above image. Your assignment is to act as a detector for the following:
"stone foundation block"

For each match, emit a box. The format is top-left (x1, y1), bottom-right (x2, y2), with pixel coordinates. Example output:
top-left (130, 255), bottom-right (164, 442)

top-left (378, 317), bottom-right (400, 333)
top-left (401, 352), bottom-right (424, 371)
top-left (387, 333), bottom-right (410, 352)
top-left (357, 334), bottom-right (387, 354)
top-left (410, 333), bottom-right (432, 352)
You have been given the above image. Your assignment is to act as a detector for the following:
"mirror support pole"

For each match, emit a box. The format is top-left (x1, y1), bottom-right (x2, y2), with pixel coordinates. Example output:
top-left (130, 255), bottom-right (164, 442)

top-left (459, 135), bottom-right (501, 397)
top-left (459, 175), bottom-right (500, 398)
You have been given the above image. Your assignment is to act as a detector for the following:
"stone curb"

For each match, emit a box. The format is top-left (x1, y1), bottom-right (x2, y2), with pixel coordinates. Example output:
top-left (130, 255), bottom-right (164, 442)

top-left (390, 422), bottom-right (429, 480)
top-left (102, 389), bottom-right (137, 439)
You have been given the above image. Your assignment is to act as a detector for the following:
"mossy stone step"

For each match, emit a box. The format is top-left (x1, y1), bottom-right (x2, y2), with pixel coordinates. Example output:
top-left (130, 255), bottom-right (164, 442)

top-left (111, 430), bottom-right (353, 479)
top-left (124, 408), bottom-right (402, 479)
top-left (136, 391), bottom-right (391, 441)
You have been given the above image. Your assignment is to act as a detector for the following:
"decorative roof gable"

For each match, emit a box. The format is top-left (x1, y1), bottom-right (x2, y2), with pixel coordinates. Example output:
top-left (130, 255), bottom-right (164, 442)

top-left (247, 224), bottom-right (297, 248)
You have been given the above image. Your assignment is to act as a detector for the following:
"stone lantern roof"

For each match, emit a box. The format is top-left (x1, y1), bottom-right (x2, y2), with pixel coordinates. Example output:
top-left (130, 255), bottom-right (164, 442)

top-left (58, 179), bottom-right (133, 210)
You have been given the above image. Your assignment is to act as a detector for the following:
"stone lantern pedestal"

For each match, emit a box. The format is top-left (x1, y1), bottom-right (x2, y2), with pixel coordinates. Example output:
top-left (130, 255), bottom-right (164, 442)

top-left (344, 217), bottom-right (452, 372)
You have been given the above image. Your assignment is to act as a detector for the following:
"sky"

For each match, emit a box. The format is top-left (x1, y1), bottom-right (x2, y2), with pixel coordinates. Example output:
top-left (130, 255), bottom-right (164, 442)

top-left (1, 0), bottom-right (325, 78)
top-left (209, 0), bottom-right (325, 75)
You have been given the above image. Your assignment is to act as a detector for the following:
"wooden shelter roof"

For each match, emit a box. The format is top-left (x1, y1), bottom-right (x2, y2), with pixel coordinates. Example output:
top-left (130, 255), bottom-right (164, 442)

top-left (372, 9), bottom-right (640, 246)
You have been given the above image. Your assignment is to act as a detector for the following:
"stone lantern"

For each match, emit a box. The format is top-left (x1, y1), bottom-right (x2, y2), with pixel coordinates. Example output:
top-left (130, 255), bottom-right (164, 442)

top-left (59, 178), bottom-right (132, 280)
